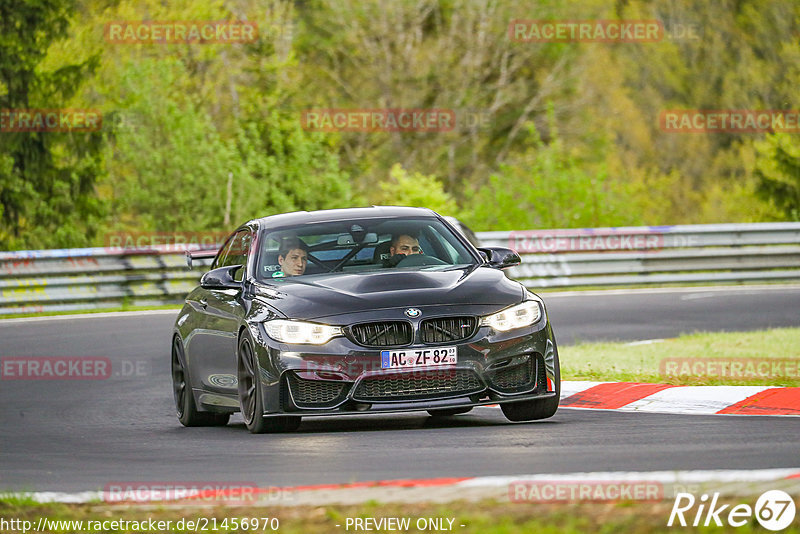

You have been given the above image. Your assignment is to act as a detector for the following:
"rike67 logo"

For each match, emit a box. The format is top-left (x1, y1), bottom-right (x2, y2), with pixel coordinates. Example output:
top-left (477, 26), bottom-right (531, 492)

top-left (668, 490), bottom-right (796, 531)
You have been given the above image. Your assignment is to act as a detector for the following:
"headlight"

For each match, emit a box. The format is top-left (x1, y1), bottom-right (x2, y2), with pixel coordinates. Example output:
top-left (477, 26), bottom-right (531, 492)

top-left (264, 320), bottom-right (343, 344)
top-left (481, 301), bottom-right (542, 332)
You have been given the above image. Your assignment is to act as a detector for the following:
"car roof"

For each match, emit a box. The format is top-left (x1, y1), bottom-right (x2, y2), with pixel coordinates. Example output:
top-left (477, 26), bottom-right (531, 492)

top-left (248, 206), bottom-right (439, 228)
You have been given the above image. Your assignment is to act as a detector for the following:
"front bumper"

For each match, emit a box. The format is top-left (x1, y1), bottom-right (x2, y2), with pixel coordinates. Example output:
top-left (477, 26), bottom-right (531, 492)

top-left (249, 315), bottom-right (559, 417)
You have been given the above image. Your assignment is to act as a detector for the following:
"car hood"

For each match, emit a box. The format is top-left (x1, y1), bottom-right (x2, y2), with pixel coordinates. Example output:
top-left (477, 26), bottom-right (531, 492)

top-left (253, 265), bottom-right (524, 320)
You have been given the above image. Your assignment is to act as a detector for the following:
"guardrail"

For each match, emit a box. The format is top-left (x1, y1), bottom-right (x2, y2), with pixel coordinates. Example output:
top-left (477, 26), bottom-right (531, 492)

top-left (1, 222), bottom-right (799, 315)
top-left (0, 246), bottom-right (212, 316)
top-left (479, 222), bottom-right (800, 288)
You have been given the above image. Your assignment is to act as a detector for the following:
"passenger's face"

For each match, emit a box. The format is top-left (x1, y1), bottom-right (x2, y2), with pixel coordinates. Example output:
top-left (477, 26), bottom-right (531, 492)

top-left (278, 248), bottom-right (307, 276)
top-left (390, 235), bottom-right (422, 256)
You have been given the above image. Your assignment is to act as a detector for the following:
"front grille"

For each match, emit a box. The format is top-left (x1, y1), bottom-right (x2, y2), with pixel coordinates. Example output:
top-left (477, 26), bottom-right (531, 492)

top-left (352, 369), bottom-right (483, 402)
top-left (350, 321), bottom-right (412, 347)
top-left (420, 316), bottom-right (477, 343)
top-left (287, 373), bottom-right (349, 408)
top-left (491, 356), bottom-right (534, 392)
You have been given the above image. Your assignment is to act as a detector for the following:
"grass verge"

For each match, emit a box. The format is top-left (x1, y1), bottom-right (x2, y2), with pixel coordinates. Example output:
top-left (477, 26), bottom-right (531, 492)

top-left (561, 327), bottom-right (800, 386)
top-left (2, 498), bottom-right (799, 534)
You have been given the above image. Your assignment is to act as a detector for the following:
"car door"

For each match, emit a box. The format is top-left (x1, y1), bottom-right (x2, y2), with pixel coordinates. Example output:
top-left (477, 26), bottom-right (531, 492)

top-left (188, 229), bottom-right (251, 396)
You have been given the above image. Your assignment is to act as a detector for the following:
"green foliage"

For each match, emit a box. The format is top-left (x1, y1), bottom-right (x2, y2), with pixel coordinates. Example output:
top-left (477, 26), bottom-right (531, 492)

top-left (754, 133), bottom-right (800, 221)
top-left (0, 0), bottom-right (103, 249)
top-left (2, 0), bottom-right (800, 250)
top-left (83, 0), bottom-right (351, 238)
top-left (102, 58), bottom-right (238, 233)
top-left (461, 121), bottom-right (640, 231)
top-left (234, 113), bottom-right (355, 222)
top-left (101, 58), bottom-right (354, 234)
top-left (374, 164), bottom-right (458, 215)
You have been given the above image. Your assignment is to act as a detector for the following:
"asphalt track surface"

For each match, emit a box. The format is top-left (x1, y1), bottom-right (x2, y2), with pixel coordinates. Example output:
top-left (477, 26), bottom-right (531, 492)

top-left (1, 286), bottom-right (799, 492)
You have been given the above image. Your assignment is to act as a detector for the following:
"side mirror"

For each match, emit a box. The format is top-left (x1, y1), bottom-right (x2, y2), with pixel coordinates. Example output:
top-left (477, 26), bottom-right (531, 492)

top-left (477, 247), bottom-right (521, 269)
top-left (200, 265), bottom-right (243, 290)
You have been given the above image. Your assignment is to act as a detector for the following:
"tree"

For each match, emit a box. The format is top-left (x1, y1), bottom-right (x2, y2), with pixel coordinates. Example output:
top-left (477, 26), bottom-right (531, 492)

top-left (294, 0), bottom-right (589, 199)
top-left (755, 133), bottom-right (800, 220)
top-left (374, 164), bottom-right (458, 215)
top-left (0, 0), bottom-right (103, 249)
top-left (461, 120), bottom-right (643, 231)
top-left (102, 58), bottom-right (240, 233)
top-left (74, 0), bottom-right (353, 236)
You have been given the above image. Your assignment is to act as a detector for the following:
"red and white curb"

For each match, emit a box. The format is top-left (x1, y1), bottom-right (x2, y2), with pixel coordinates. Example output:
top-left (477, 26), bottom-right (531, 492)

top-left (556, 381), bottom-right (800, 416)
top-left (23, 468), bottom-right (800, 505)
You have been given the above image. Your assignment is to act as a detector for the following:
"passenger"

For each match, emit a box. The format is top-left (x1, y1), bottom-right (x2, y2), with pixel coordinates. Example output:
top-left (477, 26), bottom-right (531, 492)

top-left (278, 238), bottom-right (308, 276)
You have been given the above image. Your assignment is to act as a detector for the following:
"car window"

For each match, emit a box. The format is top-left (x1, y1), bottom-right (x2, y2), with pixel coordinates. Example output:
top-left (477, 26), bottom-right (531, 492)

top-left (256, 217), bottom-right (477, 281)
top-left (429, 231), bottom-right (461, 263)
top-left (218, 229), bottom-right (251, 282)
top-left (212, 233), bottom-right (235, 270)
top-left (444, 216), bottom-right (481, 247)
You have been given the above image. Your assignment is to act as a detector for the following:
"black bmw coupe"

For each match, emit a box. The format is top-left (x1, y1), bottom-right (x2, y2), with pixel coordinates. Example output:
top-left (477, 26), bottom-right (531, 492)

top-left (172, 206), bottom-right (560, 433)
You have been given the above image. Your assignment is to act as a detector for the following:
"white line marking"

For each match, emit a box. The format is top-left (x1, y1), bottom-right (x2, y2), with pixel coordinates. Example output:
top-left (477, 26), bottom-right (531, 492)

top-left (680, 292), bottom-right (716, 300)
top-left (20, 468), bottom-right (800, 503)
top-left (558, 406), bottom-right (800, 417)
top-left (621, 385), bottom-right (772, 414)
top-left (541, 284), bottom-right (800, 298)
top-left (24, 491), bottom-right (101, 503)
top-left (624, 338), bottom-right (666, 346)
top-left (456, 468), bottom-right (800, 487)
top-left (0, 309), bottom-right (180, 325)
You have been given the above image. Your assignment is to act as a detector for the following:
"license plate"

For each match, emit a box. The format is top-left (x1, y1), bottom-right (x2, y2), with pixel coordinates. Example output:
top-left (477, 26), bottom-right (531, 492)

top-left (380, 347), bottom-right (457, 369)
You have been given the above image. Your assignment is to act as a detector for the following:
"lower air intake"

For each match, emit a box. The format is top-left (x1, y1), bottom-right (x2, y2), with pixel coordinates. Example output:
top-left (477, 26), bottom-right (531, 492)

top-left (352, 369), bottom-right (483, 402)
top-left (492, 356), bottom-right (535, 392)
top-left (287, 373), bottom-right (349, 408)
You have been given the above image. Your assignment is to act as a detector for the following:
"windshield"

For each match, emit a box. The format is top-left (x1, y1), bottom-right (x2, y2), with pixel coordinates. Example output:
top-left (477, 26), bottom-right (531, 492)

top-left (255, 217), bottom-right (478, 280)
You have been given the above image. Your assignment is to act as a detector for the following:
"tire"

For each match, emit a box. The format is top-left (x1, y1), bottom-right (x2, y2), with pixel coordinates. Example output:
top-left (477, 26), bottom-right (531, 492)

top-left (238, 333), bottom-right (301, 434)
top-left (501, 345), bottom-right (561, 422)
top-left (172, 336), bottom-right (230, 427)
top-left (427, 407), bottom-right (473, 417)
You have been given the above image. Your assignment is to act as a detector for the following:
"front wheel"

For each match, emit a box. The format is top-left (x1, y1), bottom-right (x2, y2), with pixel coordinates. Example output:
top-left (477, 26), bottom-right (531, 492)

top-left (501, 347), bottom-right (561, 422)
top-left (172, 336), bottom-right (230, 427)
top-left (238, 333), bottom-right (301, 434)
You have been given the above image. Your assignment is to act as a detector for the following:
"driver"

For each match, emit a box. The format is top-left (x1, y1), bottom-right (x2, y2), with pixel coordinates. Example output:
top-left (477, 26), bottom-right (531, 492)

top-left (277, 238), bottom-right (308, 276)
top-left (389, 234), bottom-right (423, 256)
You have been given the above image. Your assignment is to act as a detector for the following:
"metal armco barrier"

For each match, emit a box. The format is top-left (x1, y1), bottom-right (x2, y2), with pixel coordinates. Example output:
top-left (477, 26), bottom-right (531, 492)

top-left (1, 222), bottom-right (799, 315)
top-left (477, 222), bottom-right (800, 288)
top-left (0, 247), bottom-right (212, 315)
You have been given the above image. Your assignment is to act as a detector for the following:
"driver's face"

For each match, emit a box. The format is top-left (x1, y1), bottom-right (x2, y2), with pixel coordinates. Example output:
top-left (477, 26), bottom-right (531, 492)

top-left (390, 235), bottom-right (422, 256)
top-left (278, 248), bottom-right (307, 276)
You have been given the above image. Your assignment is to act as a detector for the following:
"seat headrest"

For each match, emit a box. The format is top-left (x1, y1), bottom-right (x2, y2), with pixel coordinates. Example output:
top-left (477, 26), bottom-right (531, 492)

top-left (372, 240), bottom-right (392, 264)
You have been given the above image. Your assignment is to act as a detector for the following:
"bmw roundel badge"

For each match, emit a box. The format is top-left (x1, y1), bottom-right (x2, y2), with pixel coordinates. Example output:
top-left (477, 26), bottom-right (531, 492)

top-left (404, 308), bottom-right (422, 318)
